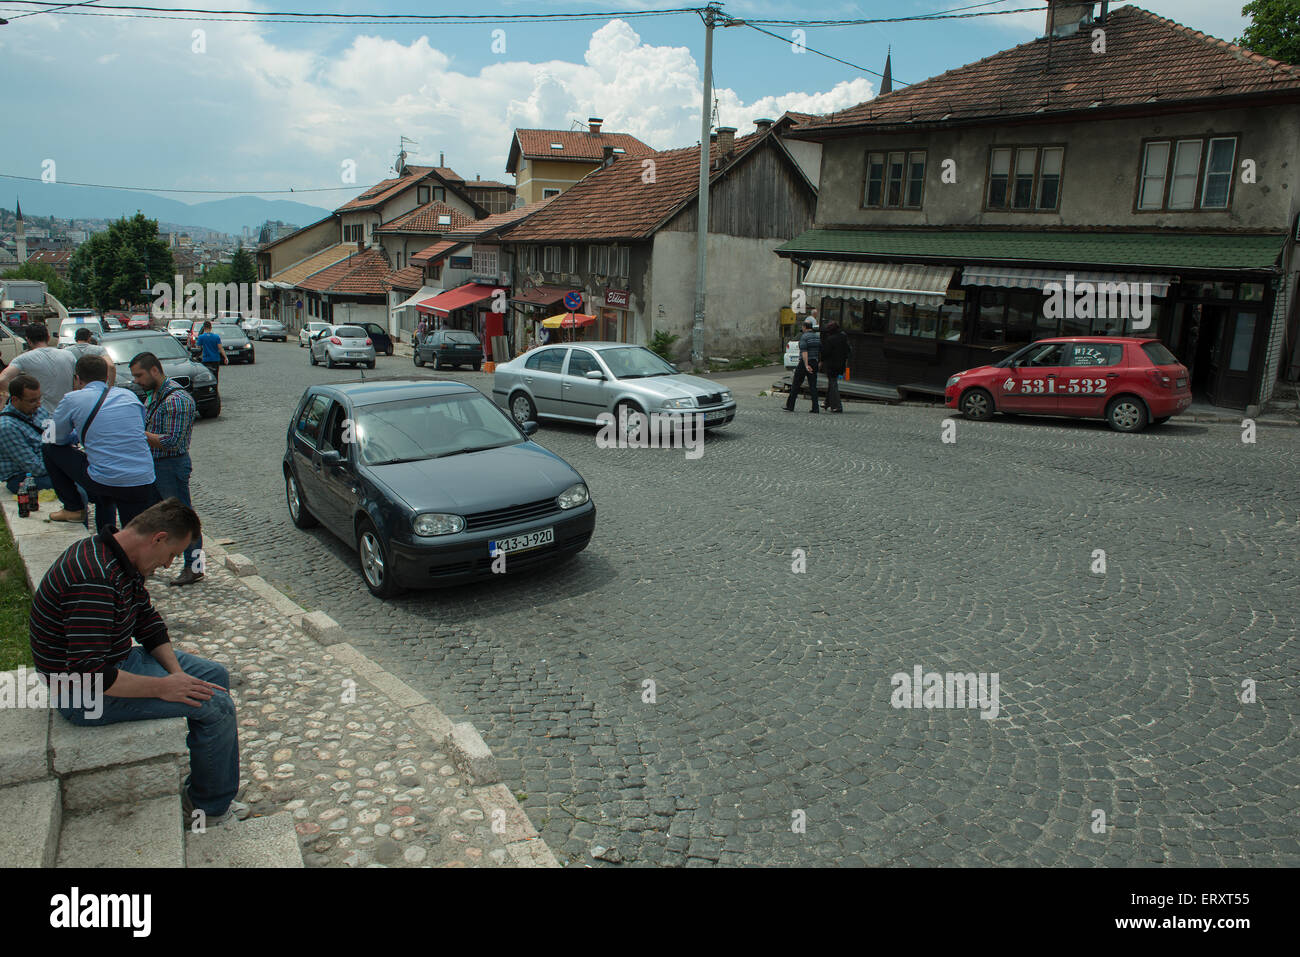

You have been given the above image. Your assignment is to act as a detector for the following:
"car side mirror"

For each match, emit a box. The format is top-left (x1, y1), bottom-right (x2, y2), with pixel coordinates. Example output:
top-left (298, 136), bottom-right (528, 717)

top-left (521, 421), bottom-right (539, 436)
top-left (584, 369), bottom-right (605, 380)
top-left (320, 449), bottom-right (342, 467)
top-left (671, 363), bottom-right (682, 372)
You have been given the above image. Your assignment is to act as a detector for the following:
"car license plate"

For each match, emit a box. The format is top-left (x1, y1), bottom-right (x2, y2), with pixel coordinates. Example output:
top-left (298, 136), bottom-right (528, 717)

top-left (490, 527), bottom-right (553, 556)
top-left (348, 351), bottom-right (364, 357)
top-left (456, 344), bottom-right (472, 350)
top-left (705, 410), bottom-right (728, 422)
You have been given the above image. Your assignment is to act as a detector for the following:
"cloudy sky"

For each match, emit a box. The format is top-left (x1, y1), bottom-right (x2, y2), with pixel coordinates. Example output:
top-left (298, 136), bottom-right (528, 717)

top-left (0, 0), bottom-right (1253, 213)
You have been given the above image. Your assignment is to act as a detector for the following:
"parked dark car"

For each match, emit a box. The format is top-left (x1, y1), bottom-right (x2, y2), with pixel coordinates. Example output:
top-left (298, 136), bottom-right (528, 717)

top-left (283, 380), bottom-right (595, 597)
top-left (414, 329), bottom-right (483, 371)
top-left (358, 322), bottom-right (394, 356)
top-left (99, 330), bottom-right (221, 418)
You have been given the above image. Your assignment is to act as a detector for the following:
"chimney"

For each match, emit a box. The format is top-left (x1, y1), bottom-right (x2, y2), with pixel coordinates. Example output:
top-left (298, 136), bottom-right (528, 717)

top-left (716, 126), bottom-right (736, 156)
top-left (439, 151), bottom-right (445, 167)
top-left (754, 117), bottom-right (774, 133)
top-left (588, 117), bottom-right (603, 135)
top-left (1045, 0), bottom-right (1095, 36)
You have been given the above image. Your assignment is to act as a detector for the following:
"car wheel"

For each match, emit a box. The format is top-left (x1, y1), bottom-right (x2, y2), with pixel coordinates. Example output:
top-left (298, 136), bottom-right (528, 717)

top-left (473, 361), bottom-right (482, 372)
top-left (248, 351), bottom-right (255, 364)
top-left (433, 357), bottom-right (443, 370)
top-left (1152, 415), bottom-right (1171, 425)
top-left (356, 518), bottom-right (400, 598)
top-left (285, 469), bottom-right (318, 529)
top-left (616, 401), bottom-right (648, 442)
top-left (959, 388), bottom-right (994, 421)
top-left (386, 346), bottom-right (394, 357)
top-left (309, 347), bottom-right (317, 365)
top-left (366, 361), bottom-right (376, 370)
top-left (1106, 396), bottom-right (1148, 433)
top-left (414, 352), bottom-right (425, 367)
top-left (509, 391), bottom-right (537, 426)
top-left (326, 352), bottom-right (335, 369)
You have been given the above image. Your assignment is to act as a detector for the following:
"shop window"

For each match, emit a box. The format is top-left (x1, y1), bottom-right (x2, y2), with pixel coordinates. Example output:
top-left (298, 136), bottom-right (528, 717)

top-left (976, 289), bottom-right (1007, 343)
top-left (889, 303), bottom-right (917, 336)
top-left (1005, 290), bottom-right (1037, 342)
top-left (1228, 313), bottom-right (1255, 371)
top-left (866, 301), bottom-right (889, 335)
top-left (1213, 282), bottom-right (1235, 300)
top-left (819, 298), bottom-right (843, 327)
top-left (938, 308), bottom-right (963, 342)
top-left (1239, 283), bottom-right (1265, 302)
top-left (842, 300), bottom-right (866, 333)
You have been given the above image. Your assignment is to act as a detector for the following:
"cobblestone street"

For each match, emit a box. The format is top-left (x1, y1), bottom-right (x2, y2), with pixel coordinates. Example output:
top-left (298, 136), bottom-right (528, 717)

top-left (187, 342), bottom-right (1300, 866)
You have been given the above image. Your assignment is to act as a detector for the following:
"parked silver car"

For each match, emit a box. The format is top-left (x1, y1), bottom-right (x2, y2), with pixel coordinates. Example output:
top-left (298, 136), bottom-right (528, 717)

top-left (309, 324), bottom-right (376, 369)
top-left (167, 318), bottom-right (192, 343)
top-left (247, 318), bottom-right (287, 341)
top-left (299, 321), bottom-right (331, 348)
top-left (492, 342), bottom-right (736, 433)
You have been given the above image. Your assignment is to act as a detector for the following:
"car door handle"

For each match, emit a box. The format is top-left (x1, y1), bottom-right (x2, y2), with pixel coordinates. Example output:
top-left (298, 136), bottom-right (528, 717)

top-left (1107, 372), bottom-right (1120, 378)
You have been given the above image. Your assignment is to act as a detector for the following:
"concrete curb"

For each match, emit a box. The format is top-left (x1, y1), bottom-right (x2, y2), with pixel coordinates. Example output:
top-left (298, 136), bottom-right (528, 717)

top-left (198, 538), bottom-right (555, 866)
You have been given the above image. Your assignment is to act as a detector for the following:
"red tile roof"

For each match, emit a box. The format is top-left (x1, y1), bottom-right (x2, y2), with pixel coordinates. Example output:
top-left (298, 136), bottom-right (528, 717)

top-left (336, 167), bottom-right (437, 212)
top-left (463, 179), bottom-right (513, 190)
top-left (410, 239), bottom-right (464, 264)
top-left (506, 135), bottom-right (763, 243)
top-left (443, 197), bottom-right (556, 241)
top-left (385, 264), bottom-right (426, 292)
top-left (375, 201), bottom-right (474, 234)
top-left (507, 129), bottom-right (655, 173)
top-left (794, 5), bottom-right (1300, 134)
top-left (297, 247), bottom-right (392, 295)
top-left (26, 249), bottom-right (72, 265)
top-left (432, 166), bottom-right (463, 183)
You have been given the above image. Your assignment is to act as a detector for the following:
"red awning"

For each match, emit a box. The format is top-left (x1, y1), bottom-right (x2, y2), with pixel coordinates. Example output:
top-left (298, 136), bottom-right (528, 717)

top-left (416, 282), bottom-right (502, 316)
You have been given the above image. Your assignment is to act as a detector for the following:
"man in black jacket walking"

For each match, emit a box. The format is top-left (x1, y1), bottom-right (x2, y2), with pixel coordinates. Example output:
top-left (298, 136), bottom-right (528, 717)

top-left (785, 317), bottom-right (822, 413)
top-left (820, 320), bottom-right (850, 413)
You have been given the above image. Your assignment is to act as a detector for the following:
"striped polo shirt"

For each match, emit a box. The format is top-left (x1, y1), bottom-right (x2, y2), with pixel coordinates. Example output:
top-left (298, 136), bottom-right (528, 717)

top-left (29, 531), bottom-right (171, 692)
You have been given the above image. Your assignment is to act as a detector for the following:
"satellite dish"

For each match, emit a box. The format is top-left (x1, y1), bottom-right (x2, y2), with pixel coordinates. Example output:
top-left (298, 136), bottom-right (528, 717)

top-left (395, 150), bottom-right (407, 175)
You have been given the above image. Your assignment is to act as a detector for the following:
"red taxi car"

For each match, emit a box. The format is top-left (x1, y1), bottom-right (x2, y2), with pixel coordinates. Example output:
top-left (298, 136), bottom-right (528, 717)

top-left (945, 337), bottom-right (1191, 433)
top-left (125, 313), bottom-right (152, 330)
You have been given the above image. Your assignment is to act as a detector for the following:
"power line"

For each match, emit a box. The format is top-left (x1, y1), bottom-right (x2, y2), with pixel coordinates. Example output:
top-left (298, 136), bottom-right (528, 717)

top-left (0, 171), bottom-right (360, 195)
top-left (0, 1), bottom-right (699, 23)
top-left (6, 0), bottom-right (103, 22)
top-left (738, 20), bottom-right (912, 86)
top-left (745, 3), bottom-right (1046, 27)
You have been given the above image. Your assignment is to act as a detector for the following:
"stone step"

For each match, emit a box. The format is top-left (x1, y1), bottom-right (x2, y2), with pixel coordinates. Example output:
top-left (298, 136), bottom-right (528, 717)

top-left (57, 794), bottom-right (185, 868)
top-left (50, 713), bottom-right (188, 810)
top-left (0, 688), bottom-right (50, 788)
top-left (185, 812), bottom-right (304, 868)
top-left (0, 779), bottom-right (62, 867)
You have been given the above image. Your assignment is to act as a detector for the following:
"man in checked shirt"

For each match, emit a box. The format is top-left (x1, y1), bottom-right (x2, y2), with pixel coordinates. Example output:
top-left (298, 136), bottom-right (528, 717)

top-left (129, 352), bottom-right (204, 587)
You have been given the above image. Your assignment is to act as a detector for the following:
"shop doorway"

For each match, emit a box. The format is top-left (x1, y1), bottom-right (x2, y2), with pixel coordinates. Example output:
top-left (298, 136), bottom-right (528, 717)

top-left (1171, 300), bottom-right (1264, 409)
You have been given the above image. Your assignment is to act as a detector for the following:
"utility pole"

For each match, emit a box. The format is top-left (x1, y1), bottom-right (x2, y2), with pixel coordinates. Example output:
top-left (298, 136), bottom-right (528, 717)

top-left (692, 3), bottom-right (722, 370)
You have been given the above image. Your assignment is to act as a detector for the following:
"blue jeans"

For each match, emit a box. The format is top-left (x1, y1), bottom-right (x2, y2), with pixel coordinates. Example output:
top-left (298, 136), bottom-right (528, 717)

top-left (152, 453), bottom-right (201, 568)
top-left (57, 647), bottom-right (240, 816)
top-left (5, 473), bottom-right (53, 495)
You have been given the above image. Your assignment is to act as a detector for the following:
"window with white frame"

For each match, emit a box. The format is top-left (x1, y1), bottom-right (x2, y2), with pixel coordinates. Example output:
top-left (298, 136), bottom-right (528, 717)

top-left (986, 146), bottom-right (1064, 211)
top-left (473, 246), bottom-right (499, 277)
top-left (1137, 135), bottom-right (1237, 211)
top-left (543, 245), bottom-right (564, 272)
top-left (418, 186), bottom-right (430, 204)
top-left (542, 188), bottom-right (562, 199)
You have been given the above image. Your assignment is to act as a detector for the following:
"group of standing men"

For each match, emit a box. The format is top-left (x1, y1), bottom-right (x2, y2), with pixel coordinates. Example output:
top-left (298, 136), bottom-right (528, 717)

top-left (785, 310), bottom-right (852, 414)
top-left (0, 323), bottom-right (205, 586)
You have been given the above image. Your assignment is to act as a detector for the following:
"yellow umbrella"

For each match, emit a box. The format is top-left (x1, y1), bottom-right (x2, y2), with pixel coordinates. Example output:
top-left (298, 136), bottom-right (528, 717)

top-left (541, 312), bottom-right (596, 328)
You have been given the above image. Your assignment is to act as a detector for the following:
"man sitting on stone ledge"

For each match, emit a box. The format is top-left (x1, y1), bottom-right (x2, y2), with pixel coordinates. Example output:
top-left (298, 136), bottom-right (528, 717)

top-left (28, 498), bottom-right (247, 826)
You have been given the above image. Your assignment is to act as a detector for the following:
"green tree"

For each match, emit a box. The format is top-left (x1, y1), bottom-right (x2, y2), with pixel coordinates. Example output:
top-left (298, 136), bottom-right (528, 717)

top-left (0, 261), bottom-right (73, 306)
top-left (1237, 0), bottom-right (1300, 64)
top-left (67, 213), bottom-right (175, 312)
top-left (229, 242), bottom-right (257, 286)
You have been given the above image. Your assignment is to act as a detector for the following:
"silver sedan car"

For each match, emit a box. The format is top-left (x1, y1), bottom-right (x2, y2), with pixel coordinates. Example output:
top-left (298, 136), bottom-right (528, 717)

top-left (492, 342), bottom-right (736, 433)
top-left (309, 324), bottom-right (376, 369)
top-left (247, 318), bottom-right (288, 341)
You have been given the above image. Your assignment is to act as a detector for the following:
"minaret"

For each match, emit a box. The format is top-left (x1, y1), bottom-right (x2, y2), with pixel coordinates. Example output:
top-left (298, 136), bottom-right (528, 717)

top-left (881, 47), bottom-right (893, 95)
top-left (15, 197), bottom-right (26, 263)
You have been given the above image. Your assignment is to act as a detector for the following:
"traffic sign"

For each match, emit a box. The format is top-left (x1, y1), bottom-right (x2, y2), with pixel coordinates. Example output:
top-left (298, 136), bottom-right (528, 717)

top-left (564, 291), bottom-right (583, 311)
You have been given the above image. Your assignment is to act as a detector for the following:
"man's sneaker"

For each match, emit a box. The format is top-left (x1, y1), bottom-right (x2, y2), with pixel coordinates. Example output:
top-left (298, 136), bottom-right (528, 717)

top-left (182, 788), bottom-right (249, 826)
top-left (47, 509), bottom-right (85, 523)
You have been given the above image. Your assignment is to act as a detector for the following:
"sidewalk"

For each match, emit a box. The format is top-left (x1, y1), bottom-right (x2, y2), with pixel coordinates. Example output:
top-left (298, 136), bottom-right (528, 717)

top-left (0, 500), bottom-right (557, 868)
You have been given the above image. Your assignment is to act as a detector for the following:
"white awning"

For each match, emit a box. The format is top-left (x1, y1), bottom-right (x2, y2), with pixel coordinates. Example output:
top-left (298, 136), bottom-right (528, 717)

top-left (802, 261), bottom-right (955, 306)
top-left (392, 285), bottom-right (440, 310)
top-left (961, 266), bottom-right (1173, 298)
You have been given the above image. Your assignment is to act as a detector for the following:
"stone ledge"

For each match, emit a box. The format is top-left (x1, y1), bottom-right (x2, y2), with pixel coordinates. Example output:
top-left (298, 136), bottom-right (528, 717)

top-left (63, 757), bottom-right (184, 813)
top-left (472, 783), bottom-right (539, 844)
top-left (0, 694), bottom-right (51, 787)
top-left (407, 703), bottom-right (454, 748)
top-left (186, 811), bottom-right (304, 868)
top-left (301, 611), bottom-right (344, 645)
top-left (223, 553), bottom-right (258, 577)
top-left (57, 795), bottom-right (184, 868)
top-left (50, 713), bottom-right (188, 776)
top-left (505, 837), bottom-right (561, 868)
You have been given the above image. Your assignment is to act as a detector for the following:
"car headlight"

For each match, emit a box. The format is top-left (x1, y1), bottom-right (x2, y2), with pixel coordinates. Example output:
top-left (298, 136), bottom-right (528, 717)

top-left (663, 397), bottom-right (696, 410)
top-left (557, 483), bottom-right (589, 509)
top-left (720, 390), bottom-right (733, 402)
top-left (194, 369), bottom-right (215, 385)
top-left (413, 512), bottom-right (465, 536)
top-left (946, 374), bottom-right (962, 387)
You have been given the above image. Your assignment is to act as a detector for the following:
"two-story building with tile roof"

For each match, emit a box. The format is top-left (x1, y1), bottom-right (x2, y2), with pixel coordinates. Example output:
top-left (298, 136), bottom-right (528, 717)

top-left (506, 119), bottom-right (656, 205)
top-left (503, 123), bottom-right (818, 359)
top-left (779, 1), bottom-right (1300, 411)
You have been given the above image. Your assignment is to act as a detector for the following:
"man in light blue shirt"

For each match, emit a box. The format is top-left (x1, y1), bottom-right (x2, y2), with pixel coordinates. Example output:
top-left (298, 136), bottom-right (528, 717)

top-left (42, 354), bottom-right (157, 532)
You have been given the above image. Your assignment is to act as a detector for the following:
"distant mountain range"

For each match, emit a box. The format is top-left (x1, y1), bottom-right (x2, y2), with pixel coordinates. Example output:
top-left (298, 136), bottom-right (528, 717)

top-left (5, 181), bottom-right (336, 236)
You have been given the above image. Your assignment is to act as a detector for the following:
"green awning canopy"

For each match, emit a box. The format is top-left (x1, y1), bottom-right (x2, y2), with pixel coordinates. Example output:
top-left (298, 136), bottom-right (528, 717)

top-left (776, 230), bottom-right (1286, 272)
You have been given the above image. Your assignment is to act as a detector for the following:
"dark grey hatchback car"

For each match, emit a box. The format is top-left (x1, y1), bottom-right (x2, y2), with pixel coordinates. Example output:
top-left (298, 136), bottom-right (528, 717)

top-left (283, 380), bottom-right (596, 597)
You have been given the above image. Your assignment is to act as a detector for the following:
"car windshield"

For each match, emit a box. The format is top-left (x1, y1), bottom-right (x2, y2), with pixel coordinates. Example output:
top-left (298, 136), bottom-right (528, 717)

top-left (442, 331), bottom-right (478, 344)
top-left (102, 335), bottom-right (189, 363)
top-left (356, 393), bottom-right (523, 466)
top-left (599, 346), bottom-right (677, 379)
top-left (168, 321), bottom-right (190, 331)
top-left (213, 324), bottom-right (246, 339)
top-left (333, 326), bottom-right (366, 339)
